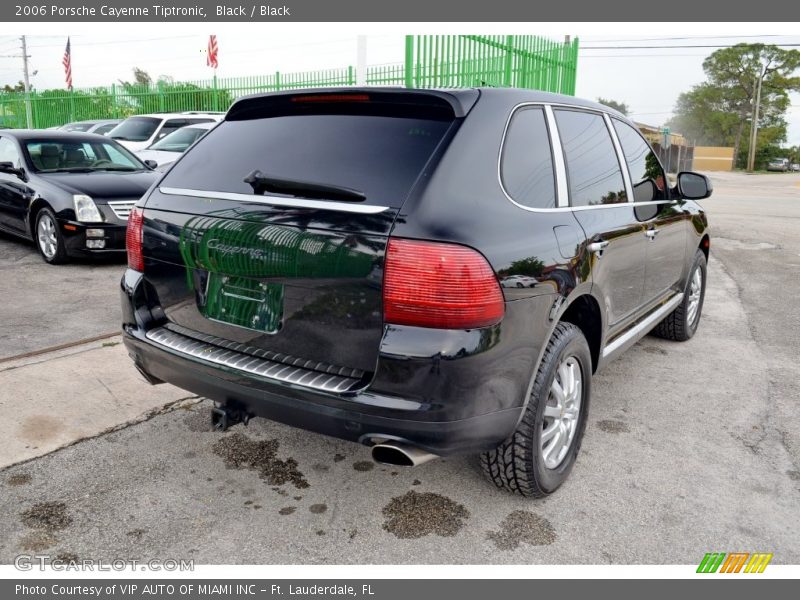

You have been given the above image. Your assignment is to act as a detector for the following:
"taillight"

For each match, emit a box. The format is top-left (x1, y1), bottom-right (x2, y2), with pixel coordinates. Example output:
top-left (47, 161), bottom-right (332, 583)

top-left (383, 238), bottom-right (504, 329)
top-left (126, 207), bottom-right (144, 271)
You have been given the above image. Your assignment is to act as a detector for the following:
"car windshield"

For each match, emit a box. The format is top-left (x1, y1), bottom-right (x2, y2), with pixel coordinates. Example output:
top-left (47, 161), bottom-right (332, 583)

top-left (61, 123), bottom-right (93, 132)
top-left (107, 117), bottom-right (160, 141)
top-left (147, 126), bottom-right (208, 152)
top-left (25, 139), bottom-right (146, 173)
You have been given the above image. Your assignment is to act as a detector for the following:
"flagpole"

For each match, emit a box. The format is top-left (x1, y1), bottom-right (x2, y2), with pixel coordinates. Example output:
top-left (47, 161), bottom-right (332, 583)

top-left (212, 67), bottom-right (218, 112)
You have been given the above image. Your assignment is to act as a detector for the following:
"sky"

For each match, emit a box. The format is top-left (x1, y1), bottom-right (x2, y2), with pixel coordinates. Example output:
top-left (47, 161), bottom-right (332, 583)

top-left (1, 31), bottom-right (798, 146)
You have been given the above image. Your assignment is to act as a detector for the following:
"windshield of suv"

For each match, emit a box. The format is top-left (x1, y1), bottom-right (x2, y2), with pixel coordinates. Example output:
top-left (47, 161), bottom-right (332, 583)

top-left (147, 126), bottom-right (208, 152)
top-left (61, 123), bottom-right (93, 132)
top-left (25, 139), bottom-right (146, 172)
top-left (107, 117), bottom-right (160, 142)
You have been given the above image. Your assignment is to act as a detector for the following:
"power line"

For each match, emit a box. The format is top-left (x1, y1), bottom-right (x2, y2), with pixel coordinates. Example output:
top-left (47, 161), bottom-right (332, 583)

top-left (582, 43), bottom-right (800, 50)
top-left (583, 34), bottom-right (796, 43)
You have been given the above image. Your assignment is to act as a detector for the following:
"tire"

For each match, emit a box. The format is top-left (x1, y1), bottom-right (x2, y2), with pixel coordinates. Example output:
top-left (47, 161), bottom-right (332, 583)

top-left (34, 208), bottom-right (68, 265)
top-left (651, 249), bottom-right (706, 342)
top-left (480, 322), bottom-right (592, 498)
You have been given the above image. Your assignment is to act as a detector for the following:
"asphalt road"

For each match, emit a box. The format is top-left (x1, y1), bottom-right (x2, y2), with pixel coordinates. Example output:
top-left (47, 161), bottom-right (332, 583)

top-left (0, 231), bottom-right (125, 359)
top-left (0, 172), bottom-right (798, 564)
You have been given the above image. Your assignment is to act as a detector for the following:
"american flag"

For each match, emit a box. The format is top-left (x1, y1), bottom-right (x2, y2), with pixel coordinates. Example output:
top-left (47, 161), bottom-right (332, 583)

top-left (62, 38), bottom-right (73, 90)
top-left (207, 35), bottom-right (219, 69)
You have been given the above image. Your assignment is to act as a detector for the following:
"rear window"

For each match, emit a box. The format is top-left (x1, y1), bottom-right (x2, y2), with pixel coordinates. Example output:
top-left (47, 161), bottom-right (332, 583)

top-left (160, 114), bottom-right (453, 207)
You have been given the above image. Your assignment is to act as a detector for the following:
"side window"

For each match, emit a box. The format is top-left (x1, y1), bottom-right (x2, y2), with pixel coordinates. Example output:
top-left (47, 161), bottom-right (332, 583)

top-left (0, 137), bottom-right (21, 168)
top-left (613, 119), bottom-right (667, 203)
top-left (500, 107), bottom-right (556, 209)
top-left (555, 109), bottom-right (627, 207)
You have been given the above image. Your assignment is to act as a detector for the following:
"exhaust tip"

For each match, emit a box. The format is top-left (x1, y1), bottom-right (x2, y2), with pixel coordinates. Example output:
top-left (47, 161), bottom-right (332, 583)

top-left (372, 445), bottom-right (415, 467)
top-left (370, 441), bottom-right (438, 467)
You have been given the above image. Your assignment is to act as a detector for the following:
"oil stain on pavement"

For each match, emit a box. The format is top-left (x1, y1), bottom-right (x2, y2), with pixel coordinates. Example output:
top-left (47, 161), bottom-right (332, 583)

top-left (487, 511), bottom-right (556, 550)
top-left (18, 501), bottom-right (73, 552)
top-left (6, 473), bottom-right (32, 486)
top-left (382, 490), bottom-right (469, 539)
top-left (212, 432), bottom-right (309, 489)
top-left (597, 420), bottom-right (630, 434)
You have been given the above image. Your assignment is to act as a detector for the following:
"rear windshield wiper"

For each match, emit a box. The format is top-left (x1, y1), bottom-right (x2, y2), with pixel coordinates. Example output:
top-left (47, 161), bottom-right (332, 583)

top-left (244, 169), bottom-right (366, 203)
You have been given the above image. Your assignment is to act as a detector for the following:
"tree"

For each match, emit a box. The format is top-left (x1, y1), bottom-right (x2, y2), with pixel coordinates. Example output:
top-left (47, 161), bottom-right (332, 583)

top-left (597, 97), bottom-right (629, 115)
top-left (2, 81), bottom-right (25, 93)
top-left (118, 67), bottom-right (152, 87)
top-left (669, 44), bottom-right (800, 168)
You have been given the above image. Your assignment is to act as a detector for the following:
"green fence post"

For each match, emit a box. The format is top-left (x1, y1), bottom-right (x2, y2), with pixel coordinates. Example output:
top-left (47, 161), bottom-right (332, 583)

top-left (111, 83), bottom-right (118, 118)
top-left (275, 71), bottom-right (281, 92)
top-left (158, 80), bottom-right (165, 112)
top-left (348, 65), bottom-right (354, 86)
top-left (404, 35), bottom-right (414, 88)
top-left (503, 35), bottom-right (514, 87)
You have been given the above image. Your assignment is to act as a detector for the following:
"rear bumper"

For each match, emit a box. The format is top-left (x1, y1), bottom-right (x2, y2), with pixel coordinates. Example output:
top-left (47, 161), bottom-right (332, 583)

top-left (123, 329), bottom-right (521, 455)
top-left (121, 269), bottom-right (555, 456)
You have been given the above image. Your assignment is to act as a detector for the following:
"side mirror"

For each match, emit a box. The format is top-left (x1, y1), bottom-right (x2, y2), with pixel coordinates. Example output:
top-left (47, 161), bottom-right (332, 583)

top-left (143, 159), bottom-right (158, 169)
top-left (0, 161), bottom-right (26, 181)
top-left (677, 171), bottom-right (713, 200)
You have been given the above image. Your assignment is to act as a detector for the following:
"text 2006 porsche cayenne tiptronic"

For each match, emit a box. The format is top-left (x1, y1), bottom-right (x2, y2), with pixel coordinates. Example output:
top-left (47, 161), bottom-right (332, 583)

top-left (122, 88), bottom-right (711, 497)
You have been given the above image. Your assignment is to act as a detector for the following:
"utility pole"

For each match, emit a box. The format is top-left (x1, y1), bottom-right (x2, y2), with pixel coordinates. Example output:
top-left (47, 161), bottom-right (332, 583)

top-left (356, 35), bottom-right (367, 86)
top-left (747, 60), bottom-right (772, 172)
top-left (20, 35), bottom-right (33, 128)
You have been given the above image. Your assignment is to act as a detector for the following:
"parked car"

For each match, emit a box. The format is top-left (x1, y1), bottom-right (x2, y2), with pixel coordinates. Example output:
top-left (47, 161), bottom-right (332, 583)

top-left (135, 121), bottom-right (217, 171)
top-left (107, 112), bottom-right (223, 152)
top-left (121, 88), bottom-right (711, 497)
top-left (501, 275), bottom-right (538, 288)
top-left (766, 158), bottom-right (790, 172)
top-left (59, 119), bottom-right (122, 135)
top-left (0, 130), bottom-right (158, 264)
top-left (791, 163), bottom-right (800, 172)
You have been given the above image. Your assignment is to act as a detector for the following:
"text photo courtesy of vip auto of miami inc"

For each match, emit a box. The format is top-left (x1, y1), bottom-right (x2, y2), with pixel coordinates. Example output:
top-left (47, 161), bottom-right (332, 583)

top-left (0, 9), bottom-right (799, 589)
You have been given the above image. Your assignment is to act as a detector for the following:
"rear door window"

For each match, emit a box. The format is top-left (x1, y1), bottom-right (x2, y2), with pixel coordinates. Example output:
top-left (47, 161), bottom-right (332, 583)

top-left (160, 113), bottom-right (454, 207)
top-left (500, 107), bottom-right (556, 209)
top-left (555, 109), bottom-right (628, 207)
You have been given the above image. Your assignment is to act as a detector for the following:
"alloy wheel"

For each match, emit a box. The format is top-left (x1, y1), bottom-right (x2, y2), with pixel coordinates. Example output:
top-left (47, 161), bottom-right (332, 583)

top-left (687, 267), bottom-right (703, 326)
top-left (540, 355), bottom-right (583, 469)
top-left (37, 213), bottom-right (58, 260)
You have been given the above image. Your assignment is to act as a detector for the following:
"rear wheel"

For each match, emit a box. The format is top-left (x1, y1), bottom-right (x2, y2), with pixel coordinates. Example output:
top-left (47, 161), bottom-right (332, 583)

top-left (481, 322), bottom-right (591, 498)
top-left (652, 249), bottom-right (706, 341)
top-left (35, 208), bottom-right (68, 265)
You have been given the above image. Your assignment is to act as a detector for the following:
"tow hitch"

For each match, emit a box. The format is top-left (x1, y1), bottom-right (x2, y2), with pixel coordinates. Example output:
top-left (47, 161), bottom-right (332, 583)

top-left (211, 403), bottom-right (252, 431)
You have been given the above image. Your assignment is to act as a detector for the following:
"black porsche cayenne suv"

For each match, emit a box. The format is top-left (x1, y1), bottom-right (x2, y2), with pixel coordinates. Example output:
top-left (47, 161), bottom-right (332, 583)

top-left (121, 88), bottom-right (711, 497)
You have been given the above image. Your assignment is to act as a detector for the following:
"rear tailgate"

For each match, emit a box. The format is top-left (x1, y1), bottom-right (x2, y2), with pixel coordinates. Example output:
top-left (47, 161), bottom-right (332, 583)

top-left (138, 90), bottom-right (473, 389)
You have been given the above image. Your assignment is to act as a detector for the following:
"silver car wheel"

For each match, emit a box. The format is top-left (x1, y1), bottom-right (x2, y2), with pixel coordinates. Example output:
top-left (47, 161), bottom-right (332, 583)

top-left (687, 267), bottom-right (702, 327)
top-left (37, 213), bottom-right (58, 260)
top-left (540, 355), bottom-right (582, 469)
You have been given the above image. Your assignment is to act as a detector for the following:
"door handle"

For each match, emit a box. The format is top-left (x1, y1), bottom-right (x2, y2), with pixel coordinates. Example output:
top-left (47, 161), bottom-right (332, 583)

top-left (587, 240), bottom-right (609, 254)
top-left (645, 228), bottom-right (660, 240)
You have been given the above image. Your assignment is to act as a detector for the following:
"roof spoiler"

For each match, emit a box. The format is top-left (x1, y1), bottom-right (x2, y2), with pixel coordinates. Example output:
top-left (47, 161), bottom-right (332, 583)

top-left (226, 88), bottom-right (480, 121)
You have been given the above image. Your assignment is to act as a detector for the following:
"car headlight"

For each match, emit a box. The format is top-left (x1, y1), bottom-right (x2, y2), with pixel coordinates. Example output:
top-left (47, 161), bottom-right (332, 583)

top-left (73, 194), bottom-right (104, 223)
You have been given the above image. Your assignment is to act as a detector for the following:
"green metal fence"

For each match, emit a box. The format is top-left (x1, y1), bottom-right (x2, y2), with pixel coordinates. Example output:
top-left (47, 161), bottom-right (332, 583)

top-left (0, 35), bottom-right (577, 129)
top-left (404, 35), bottom-right (578, 94)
